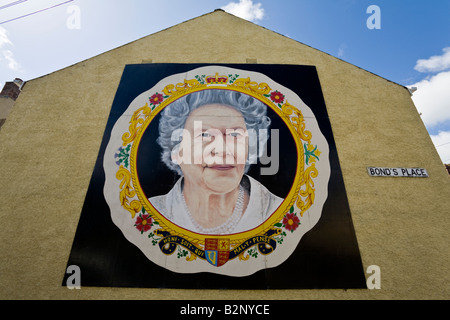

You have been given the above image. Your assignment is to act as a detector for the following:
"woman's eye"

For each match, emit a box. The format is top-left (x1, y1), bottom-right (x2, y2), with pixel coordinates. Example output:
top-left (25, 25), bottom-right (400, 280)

top-left (201, 132), bottom-right (211, 138)
top-left (228, 132), bottom-right (241, 137)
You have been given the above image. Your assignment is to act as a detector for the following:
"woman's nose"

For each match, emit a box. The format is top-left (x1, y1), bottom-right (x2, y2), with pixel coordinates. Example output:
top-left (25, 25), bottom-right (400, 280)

top-left (210, 133), bottom-right (227, 156)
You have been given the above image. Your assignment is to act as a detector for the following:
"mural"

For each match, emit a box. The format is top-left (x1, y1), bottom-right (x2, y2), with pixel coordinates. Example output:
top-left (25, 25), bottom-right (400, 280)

top-left (64, 64), bottom-right (366, 288)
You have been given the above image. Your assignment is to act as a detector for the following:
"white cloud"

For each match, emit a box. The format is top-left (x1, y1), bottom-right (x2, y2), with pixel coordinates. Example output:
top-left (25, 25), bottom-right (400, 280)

top-left (2, 49), bottom-right (22, 72)
top-left (411, 48), bottom-right (450, 164)
top-left (411, 70), bottom-right (450, 128)
top-left (414, 47), bottom-right (450, 73)
top-left (221, 0), bottom-right (265, 22)
top-left (0, 26), bottom-right (23, 72)
top-left (0, 26), bottom-right (13, 48)
top-left (430, 131), bottom-right (450, 164)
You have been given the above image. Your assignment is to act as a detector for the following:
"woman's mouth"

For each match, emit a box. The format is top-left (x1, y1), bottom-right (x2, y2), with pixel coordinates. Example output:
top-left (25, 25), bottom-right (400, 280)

top-left (208, 165), bottom-right (235, 171)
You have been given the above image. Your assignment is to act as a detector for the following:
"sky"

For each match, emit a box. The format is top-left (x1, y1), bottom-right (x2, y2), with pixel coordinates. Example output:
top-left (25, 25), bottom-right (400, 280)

top-left (1, 0), bottom-right (449, 163)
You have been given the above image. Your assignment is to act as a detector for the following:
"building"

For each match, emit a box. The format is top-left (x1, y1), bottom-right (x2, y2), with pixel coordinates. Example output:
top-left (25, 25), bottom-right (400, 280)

top-left (0, 10), bottom-right (449, 300)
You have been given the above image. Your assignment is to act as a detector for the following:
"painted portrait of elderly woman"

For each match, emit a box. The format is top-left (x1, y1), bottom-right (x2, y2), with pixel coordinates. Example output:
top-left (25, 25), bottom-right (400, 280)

top-left (148, 89), bottom-right (283, 235)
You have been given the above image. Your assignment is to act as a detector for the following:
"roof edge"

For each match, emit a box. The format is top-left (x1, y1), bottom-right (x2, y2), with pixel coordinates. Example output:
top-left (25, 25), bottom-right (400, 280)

top-left (24, 9), bottom-right (410, 93)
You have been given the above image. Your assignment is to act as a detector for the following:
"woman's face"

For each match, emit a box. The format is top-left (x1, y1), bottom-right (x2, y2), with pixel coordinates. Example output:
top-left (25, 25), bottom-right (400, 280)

top-left (173, 103), bottom-right (248, 194)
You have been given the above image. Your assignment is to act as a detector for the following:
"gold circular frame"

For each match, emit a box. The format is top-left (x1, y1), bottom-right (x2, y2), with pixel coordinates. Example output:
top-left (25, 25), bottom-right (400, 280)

top-left (120, 75), bottom-right (317, 245)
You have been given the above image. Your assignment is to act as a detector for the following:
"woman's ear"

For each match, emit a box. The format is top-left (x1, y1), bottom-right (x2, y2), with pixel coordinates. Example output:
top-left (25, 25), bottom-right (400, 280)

top-left (171, 146), bottom-right (182, 165)
top-left (170, 129), bottom-right (185, 165)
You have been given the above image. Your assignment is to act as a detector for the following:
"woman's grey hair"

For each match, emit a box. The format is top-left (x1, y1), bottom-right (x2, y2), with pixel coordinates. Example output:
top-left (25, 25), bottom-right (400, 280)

top-left (157, 89), bottom-right (271, 175)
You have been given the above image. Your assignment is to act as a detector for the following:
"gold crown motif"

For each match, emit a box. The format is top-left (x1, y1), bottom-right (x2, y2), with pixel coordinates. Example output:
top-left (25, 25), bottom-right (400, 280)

top-left (206, 73), bottom-right (228, 84)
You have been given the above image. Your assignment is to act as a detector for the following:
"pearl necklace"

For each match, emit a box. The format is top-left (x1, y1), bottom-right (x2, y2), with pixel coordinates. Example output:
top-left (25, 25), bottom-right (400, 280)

top-left (181, 186), bottom-right (245, 235)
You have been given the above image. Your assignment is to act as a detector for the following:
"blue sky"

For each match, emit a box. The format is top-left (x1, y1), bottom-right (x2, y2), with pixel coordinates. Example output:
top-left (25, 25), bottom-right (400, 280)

top-left (1, 0), bottom-right (449, 163)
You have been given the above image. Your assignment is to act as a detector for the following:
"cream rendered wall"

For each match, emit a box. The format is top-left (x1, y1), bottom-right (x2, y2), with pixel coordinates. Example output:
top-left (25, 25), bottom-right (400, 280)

top-left (0, 10), bottom-right (448, 300)
top-left (0, 97), bottom-right (15, 119)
